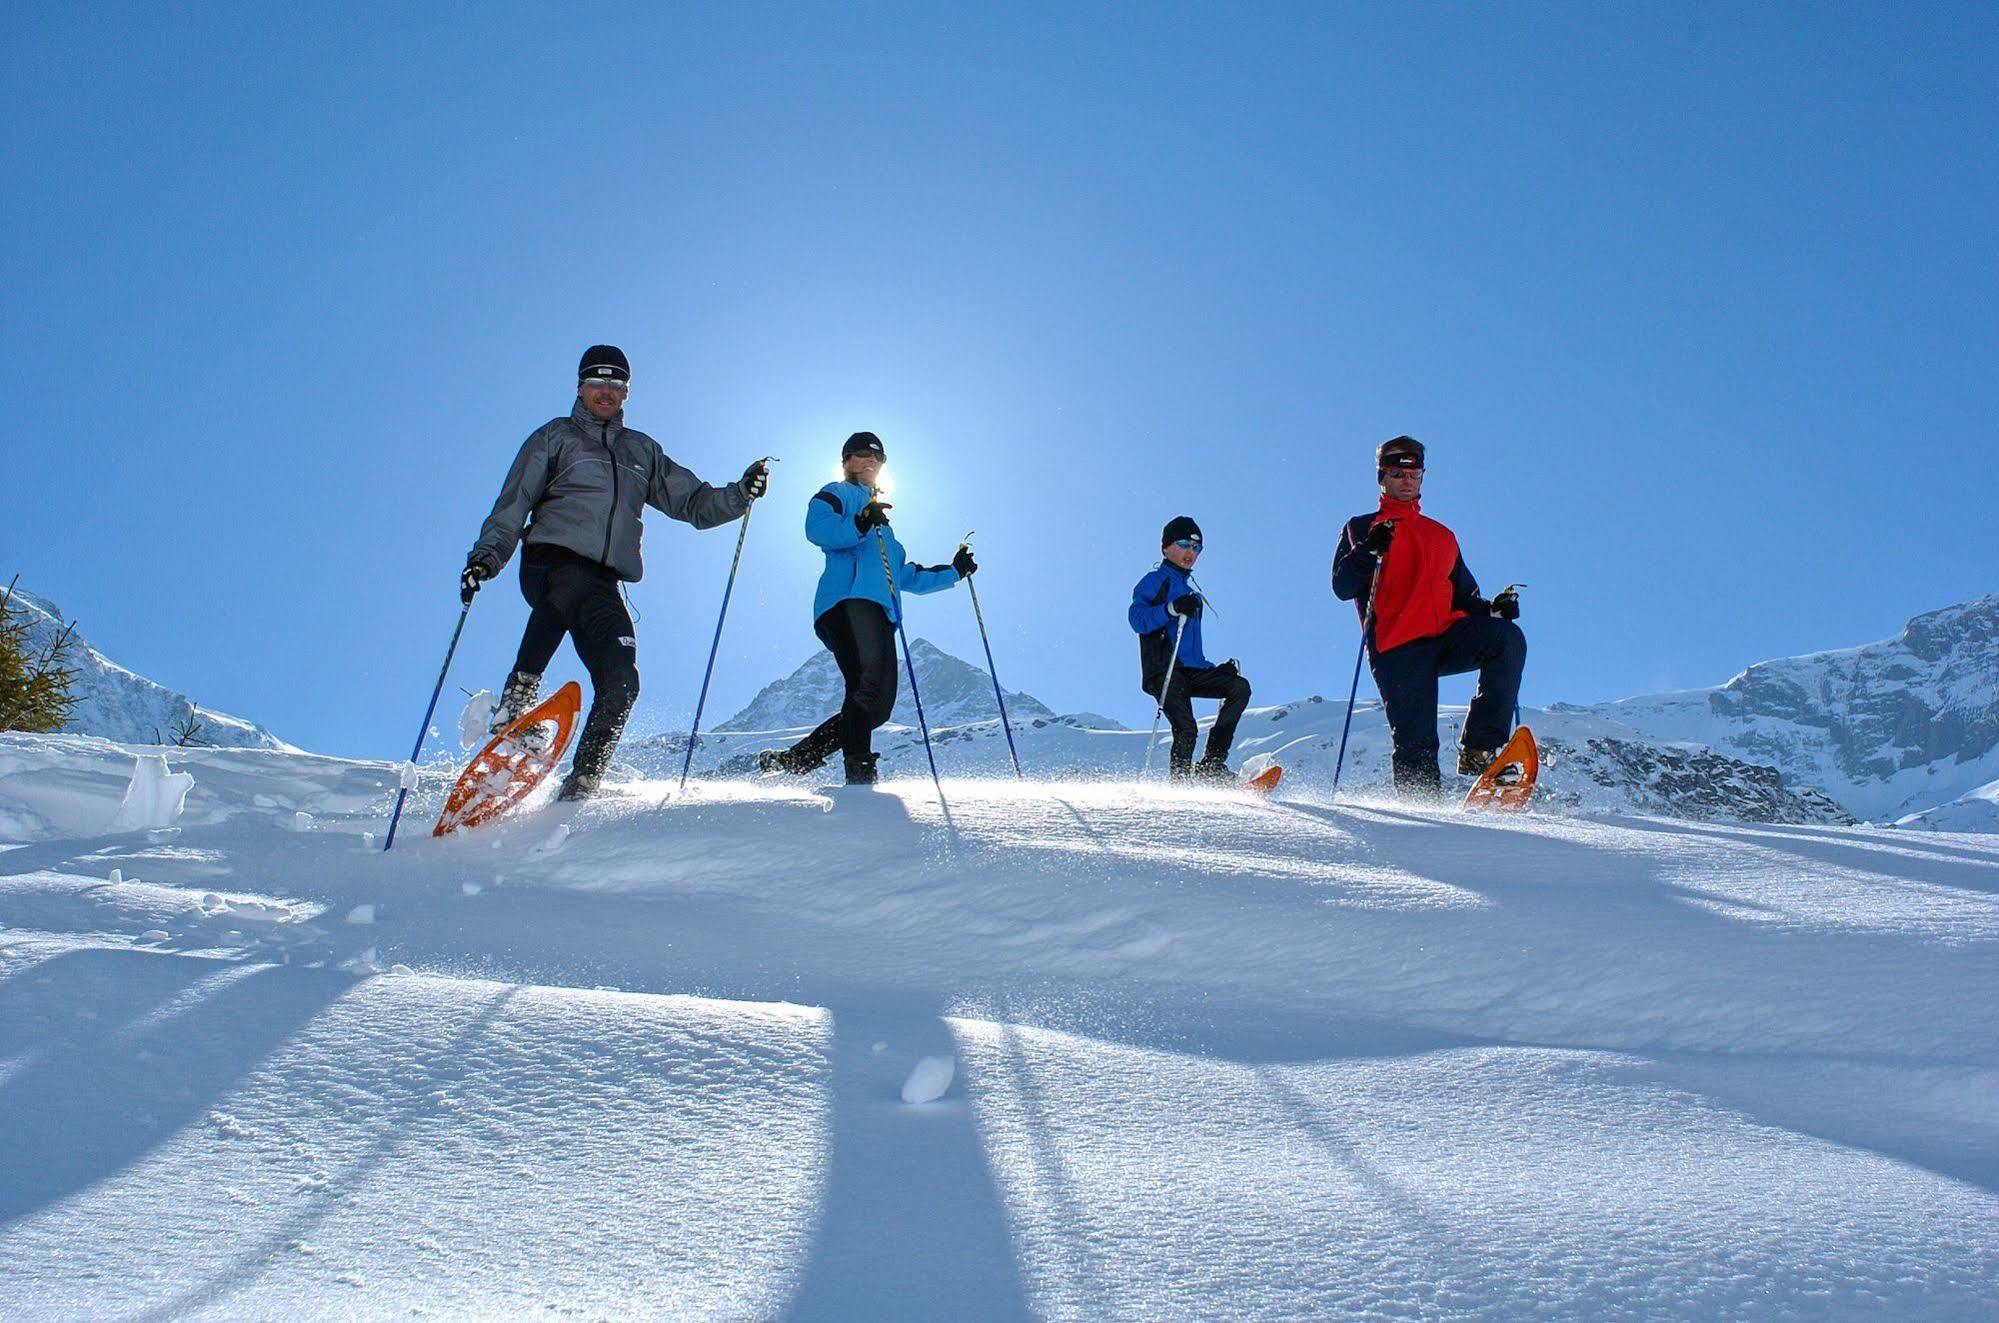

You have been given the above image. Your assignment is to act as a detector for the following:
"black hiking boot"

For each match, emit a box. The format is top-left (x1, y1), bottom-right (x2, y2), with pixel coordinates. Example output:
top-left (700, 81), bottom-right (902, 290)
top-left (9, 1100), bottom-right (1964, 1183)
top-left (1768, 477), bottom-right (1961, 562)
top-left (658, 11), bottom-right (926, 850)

top-left (759, 745), bottom-right (831, 776)
top-left (1458, 745), bottom-right (1501, 777)
top-left (1194, 757), bottom-right (1234, 784)
top-left (489, 671), bottom-right (544, 746)
top-left (555, 770), bottom-right (601, 802)
top-left (842, 753), bottom-right (880, 786)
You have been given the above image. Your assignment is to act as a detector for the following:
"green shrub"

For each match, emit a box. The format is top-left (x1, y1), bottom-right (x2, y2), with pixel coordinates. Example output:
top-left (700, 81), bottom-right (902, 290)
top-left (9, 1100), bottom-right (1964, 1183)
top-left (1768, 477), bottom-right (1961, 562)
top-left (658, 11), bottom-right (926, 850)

top-left (0, 576), bottom-right (79, 733)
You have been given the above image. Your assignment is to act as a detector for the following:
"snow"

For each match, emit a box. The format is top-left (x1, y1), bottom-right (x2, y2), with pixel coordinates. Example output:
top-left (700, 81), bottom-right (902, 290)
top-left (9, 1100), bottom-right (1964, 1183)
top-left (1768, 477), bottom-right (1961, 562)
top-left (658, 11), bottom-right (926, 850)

top-left (458, 689), bottom-right (497, 749)
top-left (107, 754), bottom-right (194, 832)
top-left (900, 1053), bottom-right (956, 1105)
top-left (1, 731), bottom-right (1995, 1316)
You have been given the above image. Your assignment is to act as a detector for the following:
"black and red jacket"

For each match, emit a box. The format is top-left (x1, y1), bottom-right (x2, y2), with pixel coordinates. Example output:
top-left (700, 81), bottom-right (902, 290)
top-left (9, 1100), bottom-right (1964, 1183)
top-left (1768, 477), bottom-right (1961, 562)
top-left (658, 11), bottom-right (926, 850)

top-left (1331, 497), bottom-right (1484, 654)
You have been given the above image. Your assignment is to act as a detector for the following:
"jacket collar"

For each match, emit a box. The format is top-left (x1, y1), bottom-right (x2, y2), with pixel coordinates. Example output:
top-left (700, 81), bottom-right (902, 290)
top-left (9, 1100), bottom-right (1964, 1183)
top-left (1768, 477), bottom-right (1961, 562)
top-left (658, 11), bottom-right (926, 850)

top-left (571, 399), bottom-right (624, 434)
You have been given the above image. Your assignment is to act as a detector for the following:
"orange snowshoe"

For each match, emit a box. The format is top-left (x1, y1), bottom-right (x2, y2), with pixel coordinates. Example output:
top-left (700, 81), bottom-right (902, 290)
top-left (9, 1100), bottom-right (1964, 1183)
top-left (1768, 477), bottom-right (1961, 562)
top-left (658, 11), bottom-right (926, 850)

top-left (434, 681), bottom-right (583, 837)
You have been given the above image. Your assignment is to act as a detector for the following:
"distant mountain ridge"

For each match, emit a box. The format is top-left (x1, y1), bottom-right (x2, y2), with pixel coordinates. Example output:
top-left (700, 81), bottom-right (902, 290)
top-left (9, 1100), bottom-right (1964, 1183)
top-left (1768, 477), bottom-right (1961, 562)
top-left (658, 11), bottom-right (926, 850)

top-left (8, 588), bottom-right (285, 750)
top-left (1582, 595), bottom-right (1999, 822)
top-left (715, 637), bottom-right (1054, 732)
top-left (29, 574), bottom-right (1999, 830)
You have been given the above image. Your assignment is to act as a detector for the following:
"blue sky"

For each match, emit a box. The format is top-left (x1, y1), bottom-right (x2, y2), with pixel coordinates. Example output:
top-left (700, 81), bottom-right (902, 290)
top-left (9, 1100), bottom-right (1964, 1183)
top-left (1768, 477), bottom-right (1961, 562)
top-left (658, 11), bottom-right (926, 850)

top-left (6, 4), bottom-right (1996, 757)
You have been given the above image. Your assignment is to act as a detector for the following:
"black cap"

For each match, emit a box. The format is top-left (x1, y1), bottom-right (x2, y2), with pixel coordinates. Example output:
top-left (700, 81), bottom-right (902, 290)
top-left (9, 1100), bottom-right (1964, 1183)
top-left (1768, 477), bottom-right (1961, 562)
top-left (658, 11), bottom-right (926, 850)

top-left (842, 431), bottom-right (886, 461)
top-left (1377, 435), bottom-right (1425, 471)
top-left (579, 344), bottom-right (630, 384)
top-left (1161, 515), bottom-right (1203, 548)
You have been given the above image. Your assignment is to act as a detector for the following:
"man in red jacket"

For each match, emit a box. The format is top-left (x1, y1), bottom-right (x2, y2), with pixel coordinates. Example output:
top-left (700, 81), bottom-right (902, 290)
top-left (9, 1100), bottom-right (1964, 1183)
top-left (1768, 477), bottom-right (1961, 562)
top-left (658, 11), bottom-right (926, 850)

top-left (1330, 436), bottom-right (1526, 799)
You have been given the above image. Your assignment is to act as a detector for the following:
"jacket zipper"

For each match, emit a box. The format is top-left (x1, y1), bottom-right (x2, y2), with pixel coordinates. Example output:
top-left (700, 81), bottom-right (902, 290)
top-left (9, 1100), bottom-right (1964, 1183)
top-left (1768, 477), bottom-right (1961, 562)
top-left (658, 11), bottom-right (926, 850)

top-left (600, 418), bottom-right (620, 566)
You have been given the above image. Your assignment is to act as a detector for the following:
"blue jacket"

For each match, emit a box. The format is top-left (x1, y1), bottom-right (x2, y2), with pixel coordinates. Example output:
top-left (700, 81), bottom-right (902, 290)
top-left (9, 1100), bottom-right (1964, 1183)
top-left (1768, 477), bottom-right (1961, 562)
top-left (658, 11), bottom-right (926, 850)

top-left (807, 482), bottom-right (963, 624)
top-left (1129, 561), bottom-right (1214, 686)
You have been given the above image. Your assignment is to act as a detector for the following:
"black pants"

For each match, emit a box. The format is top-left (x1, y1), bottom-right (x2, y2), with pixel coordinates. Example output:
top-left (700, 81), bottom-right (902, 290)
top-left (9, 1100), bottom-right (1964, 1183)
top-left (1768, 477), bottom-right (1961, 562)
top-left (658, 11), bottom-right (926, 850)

top-left (1371, 615), bottom-right (1526, 797)
top-left (1145, 664), bottom-right (1252, 772)
top-left (511, 544), bottom-right (640, 780)
top-left (788, 599), bottom-right (899, 767)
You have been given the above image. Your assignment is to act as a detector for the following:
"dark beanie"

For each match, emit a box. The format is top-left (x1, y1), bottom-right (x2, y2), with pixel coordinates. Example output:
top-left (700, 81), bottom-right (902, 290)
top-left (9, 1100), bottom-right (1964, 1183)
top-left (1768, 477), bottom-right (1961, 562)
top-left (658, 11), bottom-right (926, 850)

top-left (842, 431), bottom-right (886, 461)
top-left (1377, 435), bottom-right (1425, 470)
top-left (579, 344), bottom-right (630, 383)
top-left (1161, 515), bottom-right (1203, 548)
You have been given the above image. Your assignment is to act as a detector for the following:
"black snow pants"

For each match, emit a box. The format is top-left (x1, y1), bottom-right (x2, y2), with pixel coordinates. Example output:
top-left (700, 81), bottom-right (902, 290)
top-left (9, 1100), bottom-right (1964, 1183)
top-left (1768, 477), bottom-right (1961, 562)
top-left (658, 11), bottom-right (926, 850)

top-left (1144, 664), bottom-right (1252, 775)
top-left (787, 599), bottom-right (900, 768)
top-left (1370, 614), bottom-right (1526, 798)
top-left (511, 544), bottom-right (641, 781)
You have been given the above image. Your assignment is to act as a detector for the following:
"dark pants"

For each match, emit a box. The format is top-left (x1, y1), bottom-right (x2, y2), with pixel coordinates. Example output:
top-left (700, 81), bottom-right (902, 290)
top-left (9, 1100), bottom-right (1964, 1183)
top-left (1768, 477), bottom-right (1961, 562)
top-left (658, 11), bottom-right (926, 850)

top-left (1145, 664), bottom-right (1252, 774)
top-left (1371, 615), bottom-right (1526, 798)
top-left (788, 599), bottom-right (900, 767)
top-left (512, 545), bottom-right (640, 780)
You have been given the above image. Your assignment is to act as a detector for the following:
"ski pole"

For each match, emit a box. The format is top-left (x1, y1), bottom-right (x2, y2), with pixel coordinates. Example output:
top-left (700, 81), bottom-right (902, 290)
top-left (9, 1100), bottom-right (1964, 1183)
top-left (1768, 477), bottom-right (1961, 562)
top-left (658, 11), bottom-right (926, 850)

top-left (959, 531), bottom-right (1023, 779)
top-left (679, 461), bottom-right (774, 791)
top-left (1141, 613), bottom-right (1190, 781)
top-left (1332, 553), bottom-right (1388, 798)
top-left (877, 527), bottom-right (951, 822)
top-left (384, 601), bottom-right (471, 851)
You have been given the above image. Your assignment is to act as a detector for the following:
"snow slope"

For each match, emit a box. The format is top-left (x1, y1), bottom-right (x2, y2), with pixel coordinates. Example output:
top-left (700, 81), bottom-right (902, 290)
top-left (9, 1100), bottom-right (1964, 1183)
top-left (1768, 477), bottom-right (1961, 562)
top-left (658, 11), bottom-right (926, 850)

top-left (7, 588), bottom-right (286, 751)
top-left (2, 731), bottom-right (1995, 1317)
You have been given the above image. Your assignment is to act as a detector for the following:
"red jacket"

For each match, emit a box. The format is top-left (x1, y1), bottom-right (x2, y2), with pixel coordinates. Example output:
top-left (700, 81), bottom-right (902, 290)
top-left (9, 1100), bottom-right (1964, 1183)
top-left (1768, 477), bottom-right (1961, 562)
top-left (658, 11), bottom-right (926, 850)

top-left (1330, 497), bottom-right (1482, 653)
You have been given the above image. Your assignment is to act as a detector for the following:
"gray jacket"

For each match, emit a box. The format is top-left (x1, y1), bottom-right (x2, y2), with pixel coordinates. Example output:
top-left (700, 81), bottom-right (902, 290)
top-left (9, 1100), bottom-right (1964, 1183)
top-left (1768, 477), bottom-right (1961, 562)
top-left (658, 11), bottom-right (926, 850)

top-left (469, 401), bottom-right (751, 583)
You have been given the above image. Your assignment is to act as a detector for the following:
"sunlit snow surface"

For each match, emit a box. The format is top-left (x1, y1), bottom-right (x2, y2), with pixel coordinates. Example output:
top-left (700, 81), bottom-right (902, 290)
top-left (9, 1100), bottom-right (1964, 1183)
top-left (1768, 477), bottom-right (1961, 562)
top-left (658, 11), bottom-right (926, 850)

top-left (0, 731), bottom-right (1995, 1318)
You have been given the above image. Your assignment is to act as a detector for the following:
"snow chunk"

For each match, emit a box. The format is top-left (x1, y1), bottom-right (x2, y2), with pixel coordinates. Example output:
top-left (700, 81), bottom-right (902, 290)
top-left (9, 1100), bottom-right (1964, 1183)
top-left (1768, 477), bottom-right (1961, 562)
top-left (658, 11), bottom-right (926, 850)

top-left (398, 759), bottom-right (422, 791)
top-left (535, 824), bottom-right (570, 854)
top-left (345, 904), bottom-right (376, 925)
top-left (108, 755), bottom-right (193, 832)
top-left (459, 690), bottom-right (496, 749)
top-left (460, 880), bottom-right (484, 896)
top-left (139, 930), bottom-right (170, 943)
top-left (290, 811), bottom-right (315, 833)
top-left (901, 1054), bottom-right (956, 1105)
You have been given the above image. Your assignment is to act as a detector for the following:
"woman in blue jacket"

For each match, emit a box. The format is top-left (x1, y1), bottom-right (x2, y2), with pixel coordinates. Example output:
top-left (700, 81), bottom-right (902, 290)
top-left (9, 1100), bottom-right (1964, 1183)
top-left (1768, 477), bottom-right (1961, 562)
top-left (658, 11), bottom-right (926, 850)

top-left (759, 432), bottom-right (976, 784)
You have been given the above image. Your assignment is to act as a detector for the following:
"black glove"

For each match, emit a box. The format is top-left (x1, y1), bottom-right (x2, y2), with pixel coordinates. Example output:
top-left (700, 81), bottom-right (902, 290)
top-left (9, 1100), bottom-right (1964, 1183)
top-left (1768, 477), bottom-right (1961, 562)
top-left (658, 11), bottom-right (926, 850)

top-left (460, 557), bottom-right (494, 606)
top-left (1212, 658), bottom-right (1240, 681)
top-left (1491, 588), bottom-right (1521, 621)
top-left (855, 500), bottom-right (893, 535)
top-left (741, 459), bottom-right (770, 500)
top-left (952, 546), bottom-right (977, 577)
top-left (1364, 521), bottom-right (1396, 557)
top-left (1167, 592), bottom-right (1203, 618)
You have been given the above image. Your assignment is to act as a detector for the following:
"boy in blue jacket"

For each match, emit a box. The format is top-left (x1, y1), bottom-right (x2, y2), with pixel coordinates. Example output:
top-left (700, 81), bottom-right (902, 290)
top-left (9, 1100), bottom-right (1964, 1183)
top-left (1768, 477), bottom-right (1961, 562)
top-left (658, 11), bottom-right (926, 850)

top-left (1130, 516), bottom-right (1252, 781)
top-left (759, 431), bottom-right (974, 784)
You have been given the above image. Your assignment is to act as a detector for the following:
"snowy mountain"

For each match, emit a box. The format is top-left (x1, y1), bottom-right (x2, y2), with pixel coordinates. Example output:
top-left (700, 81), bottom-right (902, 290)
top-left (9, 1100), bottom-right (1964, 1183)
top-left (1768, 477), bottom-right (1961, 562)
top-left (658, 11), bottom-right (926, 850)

top-left (1587, 595), bottom-right (1999, 822)
top-left (1, 731), bottom-right (1994, 1316)
top-left (715, 637), bottom-right (1056, 733)
top-left (630, 647), bottom-right (1851, 825)
top-left (1896, 776), bottom-right (1999, 833)
top-left (7, 587), bottom-right (286, 750)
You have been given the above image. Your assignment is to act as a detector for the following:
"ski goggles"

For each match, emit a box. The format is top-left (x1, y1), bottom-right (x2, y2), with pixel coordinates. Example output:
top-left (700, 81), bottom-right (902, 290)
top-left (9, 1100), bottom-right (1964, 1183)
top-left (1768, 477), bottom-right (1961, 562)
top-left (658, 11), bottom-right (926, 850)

top-left (1172, 538), bottom-right (1203, 550)
top-left (579, 378), bottom-right (629, 392)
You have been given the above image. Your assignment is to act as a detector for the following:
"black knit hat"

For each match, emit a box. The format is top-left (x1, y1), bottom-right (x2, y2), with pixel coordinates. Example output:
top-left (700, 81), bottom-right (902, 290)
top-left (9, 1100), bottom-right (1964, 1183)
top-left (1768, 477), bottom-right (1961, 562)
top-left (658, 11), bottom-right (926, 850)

top-left (842, 431), bottom-right (886, 461)
top-left (1377, 435), bottom-right (1425, 470)
top-left (1161, 515), bottom-right (1203, 549)
top-left (579, 344), bottom-right (630, 384)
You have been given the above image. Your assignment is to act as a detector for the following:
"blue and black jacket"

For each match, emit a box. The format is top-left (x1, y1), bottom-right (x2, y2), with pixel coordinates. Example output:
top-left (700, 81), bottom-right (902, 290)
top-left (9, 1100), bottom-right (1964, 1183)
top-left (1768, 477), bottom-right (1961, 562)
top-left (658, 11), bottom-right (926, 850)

top-left (806, 481), bottom-right (963, 624)
top-left (1129, 561), bottom-right (1215, 689)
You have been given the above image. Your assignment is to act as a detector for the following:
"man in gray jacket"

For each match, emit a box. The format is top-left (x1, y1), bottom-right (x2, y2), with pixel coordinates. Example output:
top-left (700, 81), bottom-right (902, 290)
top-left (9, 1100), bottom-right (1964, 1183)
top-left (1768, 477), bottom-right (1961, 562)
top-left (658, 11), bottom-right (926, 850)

top-left (461, 344), bottom-right (770, 800)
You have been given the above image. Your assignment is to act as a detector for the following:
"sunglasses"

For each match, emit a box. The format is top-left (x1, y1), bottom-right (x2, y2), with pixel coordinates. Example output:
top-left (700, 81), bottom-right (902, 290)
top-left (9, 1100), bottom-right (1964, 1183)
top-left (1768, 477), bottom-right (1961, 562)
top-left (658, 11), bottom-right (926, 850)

top-left (1173, 539), bottom-right (1203, 550)
top-left (581, 379), bottom-right (629, 393)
